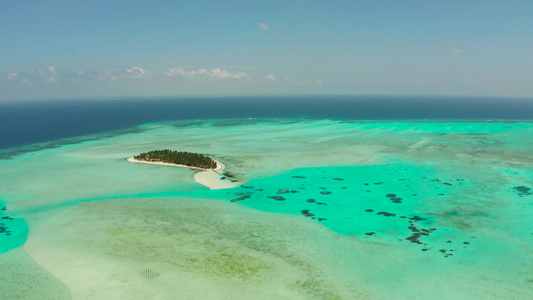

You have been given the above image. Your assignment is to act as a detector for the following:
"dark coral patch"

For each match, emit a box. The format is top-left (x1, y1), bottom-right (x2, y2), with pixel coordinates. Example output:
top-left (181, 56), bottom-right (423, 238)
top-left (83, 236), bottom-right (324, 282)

top-left (406, 234), bottom-right (424, 244)
top-left (291, 176), bottom-right (306, 178)
top-left (316, 202), bottom-right (328, 205)
top-left (365, 209), bottom-right (374, 212)
top-left (290, 190), bottom-right (299, 193)
top-left (241, 185), bottom-right (254, 189)
top-left (386, 194), bottom-right (396, 198)
top-left (365, 232), bottom-right (375, 236)
top-left (333, 178), bottom-right (344, 181)
top-left (318, 218), bottom-right (327, 222)
top-left (277, 189), bottom-right (289, 194)
top-left (300, 210), bottom-right (315, 218)
top-left (230, 195), bottom-right (250, 202)
top-left (390, 197), bottom-right (402, 203)
top-left (408, 226), bottom-right (420, 232)
top-left (377, 212), bottom-right (396, 217)
top-left (268, 196), bottom-right (286, 201)
top-left (306, 199), bottom-right (316, 203)
top-left (409, 216), bottom-right (427, 222)
top-left (0, 226), bottom-right (6, 233)
top-left (513, 186), bottom-right (532, 196)
top-left (320, 191), bottom-right (332, 195)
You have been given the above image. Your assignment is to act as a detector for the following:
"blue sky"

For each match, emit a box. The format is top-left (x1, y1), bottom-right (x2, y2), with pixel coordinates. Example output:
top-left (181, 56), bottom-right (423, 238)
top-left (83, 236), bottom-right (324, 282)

top-left (1, 0), bottom-right (532, 101)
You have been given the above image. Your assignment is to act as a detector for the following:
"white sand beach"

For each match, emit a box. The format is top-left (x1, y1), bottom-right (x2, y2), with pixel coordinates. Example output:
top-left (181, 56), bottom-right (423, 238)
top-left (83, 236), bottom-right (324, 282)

top-left (127, 157), bottom-right (240, 190)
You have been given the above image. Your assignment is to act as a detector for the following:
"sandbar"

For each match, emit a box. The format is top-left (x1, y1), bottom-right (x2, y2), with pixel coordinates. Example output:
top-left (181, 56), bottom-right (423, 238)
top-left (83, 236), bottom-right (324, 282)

top-left (127, 157), bottom-right (240, 190)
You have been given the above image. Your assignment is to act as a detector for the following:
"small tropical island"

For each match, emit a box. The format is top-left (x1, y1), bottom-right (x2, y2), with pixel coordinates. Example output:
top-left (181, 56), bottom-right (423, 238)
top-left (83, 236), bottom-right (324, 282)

top-left (133, 149), bottom-right (217, 169)
top-left (128, 149), bottom-right (240, 190)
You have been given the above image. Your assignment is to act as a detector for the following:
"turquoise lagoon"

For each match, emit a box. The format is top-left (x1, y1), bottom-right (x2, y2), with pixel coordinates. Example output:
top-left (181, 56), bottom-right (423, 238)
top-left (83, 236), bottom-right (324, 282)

top-left (0, 119), bottom-right (532, 299)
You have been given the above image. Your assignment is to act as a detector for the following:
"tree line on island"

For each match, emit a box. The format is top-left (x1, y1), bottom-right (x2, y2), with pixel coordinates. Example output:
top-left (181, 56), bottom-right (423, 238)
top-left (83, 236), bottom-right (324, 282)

top-left (134, 149), bottom-right (217, 169)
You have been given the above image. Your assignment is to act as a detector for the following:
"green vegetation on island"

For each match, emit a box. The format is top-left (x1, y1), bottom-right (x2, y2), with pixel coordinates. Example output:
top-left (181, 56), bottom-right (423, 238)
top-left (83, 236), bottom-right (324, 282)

top-left (134, 149), bottom-right (217, 169)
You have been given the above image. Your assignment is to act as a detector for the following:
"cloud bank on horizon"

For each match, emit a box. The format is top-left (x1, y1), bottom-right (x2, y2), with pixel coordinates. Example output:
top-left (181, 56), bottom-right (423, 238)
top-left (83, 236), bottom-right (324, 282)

top-left (1, 0), bottom-right (533, 101)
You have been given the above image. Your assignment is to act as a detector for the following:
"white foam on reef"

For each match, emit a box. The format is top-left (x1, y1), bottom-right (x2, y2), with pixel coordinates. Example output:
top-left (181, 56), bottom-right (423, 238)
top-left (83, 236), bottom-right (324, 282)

top-left (1, 119), bottom-right (532, 299)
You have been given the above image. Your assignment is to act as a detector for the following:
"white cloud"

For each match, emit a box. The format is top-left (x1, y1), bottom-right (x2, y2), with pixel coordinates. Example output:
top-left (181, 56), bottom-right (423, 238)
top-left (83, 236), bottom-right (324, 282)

top-left (125, 66), bottom-right (150, 78)
top-left (211, 68), bottom-right (248, 79)
top-left (315, 79), bottom-right (323, 85)
top-left (48, 77), bottom-right (57, 84)
top-left (48, 66), bottom-right (58, 75)
top-left (166, 67), bottom-right (197, 78)
top-left (166, 67), bottom-right (249, 80)
top-left (7, 72), bottom-right (30, 84)
top-left (451, 48), bottom-right (463, 54)
top-left (265, 74), bottom-right (276, 81)
top-left (258, 22), bottom-right (270, 30)
top-left (76, 69), bottom-right (86, 76)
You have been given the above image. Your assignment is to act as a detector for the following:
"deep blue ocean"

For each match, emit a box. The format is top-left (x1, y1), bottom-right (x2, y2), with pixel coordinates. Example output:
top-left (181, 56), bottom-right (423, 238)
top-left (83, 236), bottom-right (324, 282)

top-left (1, 95), bottom-right (532, 150)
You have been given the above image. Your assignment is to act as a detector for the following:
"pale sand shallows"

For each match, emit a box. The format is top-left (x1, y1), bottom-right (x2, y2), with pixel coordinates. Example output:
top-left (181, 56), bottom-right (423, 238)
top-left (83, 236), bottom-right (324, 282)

top-left (23, 198), bottom-right (366, 300)
top-left (127, 157), bottom-right (240, 190)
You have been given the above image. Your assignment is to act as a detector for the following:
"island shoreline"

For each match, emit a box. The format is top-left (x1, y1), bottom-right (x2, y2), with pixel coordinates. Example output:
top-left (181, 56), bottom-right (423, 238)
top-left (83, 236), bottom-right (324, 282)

top-left (127, 157), bottom-right (240, 190)
top-left (127, 157), bottom-right (224, 172)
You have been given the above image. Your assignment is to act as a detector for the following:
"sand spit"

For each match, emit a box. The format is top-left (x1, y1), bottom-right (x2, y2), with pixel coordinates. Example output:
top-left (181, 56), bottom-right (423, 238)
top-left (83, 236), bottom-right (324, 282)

top-left (127, 157), bottom-right (240, 190)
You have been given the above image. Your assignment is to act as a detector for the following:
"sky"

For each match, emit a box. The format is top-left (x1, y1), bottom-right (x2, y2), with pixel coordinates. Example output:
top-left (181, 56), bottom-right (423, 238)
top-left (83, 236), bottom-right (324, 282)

top-left (1, 0), bottom-right (533, 101)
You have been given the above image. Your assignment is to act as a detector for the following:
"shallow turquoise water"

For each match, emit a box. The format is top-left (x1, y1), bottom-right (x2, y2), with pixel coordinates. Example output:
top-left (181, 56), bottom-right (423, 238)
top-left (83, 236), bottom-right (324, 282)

top-left (209, 163), bottom-right (463, 250)
top-left (0, 200), bottom-right (28, 254)
top-left (1, 119), bottom-right (532, 299)
top-left (200, 161), bottom-right (533, 260)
